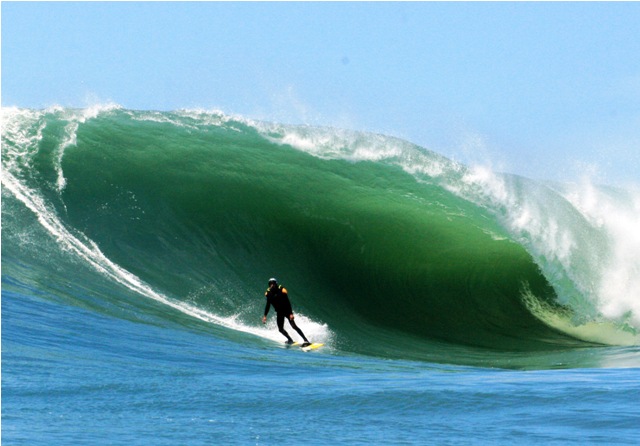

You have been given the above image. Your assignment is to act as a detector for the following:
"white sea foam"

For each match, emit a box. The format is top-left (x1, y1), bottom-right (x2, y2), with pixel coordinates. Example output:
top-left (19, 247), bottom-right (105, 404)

top-left (251, 120), bottom-right (454, 179)
top-left (456, 165), bottom-right (640, 340)
top-left (560, 178), bottom-right (640, 326)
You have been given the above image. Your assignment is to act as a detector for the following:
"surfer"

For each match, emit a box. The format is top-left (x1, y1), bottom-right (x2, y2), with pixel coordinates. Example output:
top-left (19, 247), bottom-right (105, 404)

top-left (262, 278), bottom-right (311, 347)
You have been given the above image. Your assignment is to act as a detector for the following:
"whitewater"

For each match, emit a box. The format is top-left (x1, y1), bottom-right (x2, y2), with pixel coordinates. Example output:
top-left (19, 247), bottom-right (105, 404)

top-left (2, 106), bottom-right (639, 445)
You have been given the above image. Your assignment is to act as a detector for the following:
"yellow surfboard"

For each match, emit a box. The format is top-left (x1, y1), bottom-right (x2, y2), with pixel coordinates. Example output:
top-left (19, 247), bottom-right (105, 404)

top-left (291, 342), bottom-right (324, 351)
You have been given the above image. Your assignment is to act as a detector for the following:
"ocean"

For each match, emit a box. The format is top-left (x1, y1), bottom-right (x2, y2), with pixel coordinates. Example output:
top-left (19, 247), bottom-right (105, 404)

top-left (2, 106), bottom-right (639, 444)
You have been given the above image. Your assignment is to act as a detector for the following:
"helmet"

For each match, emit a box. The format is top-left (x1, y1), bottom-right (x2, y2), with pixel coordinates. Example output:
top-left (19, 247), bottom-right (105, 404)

top-left (268, 278), bottom-right (278, 285)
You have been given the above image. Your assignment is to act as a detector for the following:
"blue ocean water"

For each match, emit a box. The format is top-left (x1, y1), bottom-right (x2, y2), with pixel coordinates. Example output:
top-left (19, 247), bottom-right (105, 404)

top-left (2, 107), bottom-right (640, 444)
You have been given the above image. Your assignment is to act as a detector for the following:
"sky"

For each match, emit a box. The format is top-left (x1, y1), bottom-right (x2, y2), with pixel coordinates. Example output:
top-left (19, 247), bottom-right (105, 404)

top-left (2, 1), bottom-right (639, 184)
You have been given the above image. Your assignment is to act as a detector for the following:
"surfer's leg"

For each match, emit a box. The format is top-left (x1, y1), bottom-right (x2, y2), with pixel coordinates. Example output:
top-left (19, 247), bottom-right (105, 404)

top-left (277, 313), bottom-right (293, 343)
top-left (288, 318), bottom-right (309, 343)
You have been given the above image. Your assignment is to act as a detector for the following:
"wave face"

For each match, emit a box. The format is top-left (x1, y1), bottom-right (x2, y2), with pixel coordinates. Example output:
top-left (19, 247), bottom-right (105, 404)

top-left (3, 107), bottom-right (639, 366)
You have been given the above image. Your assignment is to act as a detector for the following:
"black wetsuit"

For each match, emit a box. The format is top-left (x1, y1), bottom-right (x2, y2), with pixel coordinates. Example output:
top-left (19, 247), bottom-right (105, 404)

top-left (264, 285), bottom-right (309, 343)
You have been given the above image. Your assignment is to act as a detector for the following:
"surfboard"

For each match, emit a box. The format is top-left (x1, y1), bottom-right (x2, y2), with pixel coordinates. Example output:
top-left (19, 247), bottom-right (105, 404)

top-left (289, 342), bottom-right (324, 351)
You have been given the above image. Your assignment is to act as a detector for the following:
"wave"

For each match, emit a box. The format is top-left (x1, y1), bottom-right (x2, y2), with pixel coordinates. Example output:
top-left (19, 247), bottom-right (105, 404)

top-left (2, 106), bottom-right (639, 365)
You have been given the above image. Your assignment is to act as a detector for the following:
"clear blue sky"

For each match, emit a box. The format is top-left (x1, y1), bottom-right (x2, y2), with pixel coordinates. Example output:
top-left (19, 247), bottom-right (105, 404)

top-left (3, 2), bottom-right (639, 184)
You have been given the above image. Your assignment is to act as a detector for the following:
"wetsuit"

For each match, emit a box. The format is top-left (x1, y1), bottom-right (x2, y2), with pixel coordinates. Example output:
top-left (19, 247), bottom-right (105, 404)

top-left (264, 284), bottom-right (309, 343)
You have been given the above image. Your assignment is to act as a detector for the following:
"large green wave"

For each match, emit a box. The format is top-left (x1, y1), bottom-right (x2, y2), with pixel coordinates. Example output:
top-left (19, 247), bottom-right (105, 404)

top-left (3, 107), bottom-right (638, 365)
